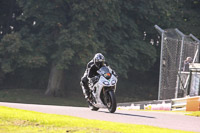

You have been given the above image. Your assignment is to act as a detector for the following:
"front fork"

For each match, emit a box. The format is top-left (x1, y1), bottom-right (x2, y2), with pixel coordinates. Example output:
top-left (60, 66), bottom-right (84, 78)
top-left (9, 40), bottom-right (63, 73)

top-left (102, 87), bottom-right (113, 106)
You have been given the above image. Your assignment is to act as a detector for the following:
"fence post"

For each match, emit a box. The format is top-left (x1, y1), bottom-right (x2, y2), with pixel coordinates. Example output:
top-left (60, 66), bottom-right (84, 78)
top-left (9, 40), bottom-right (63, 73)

top-left (154, 25), bottom-right (165, 100)
top-left (190, 34), bottom-right (200, 63)
top-left (189, 34), bottom-right (200, 43)
top-left (175, 28), bottom-right (185, 98)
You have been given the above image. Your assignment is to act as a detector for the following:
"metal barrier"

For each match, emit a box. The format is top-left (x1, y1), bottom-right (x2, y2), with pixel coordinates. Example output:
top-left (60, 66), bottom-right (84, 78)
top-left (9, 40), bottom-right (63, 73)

top-left (118, 96), bottom-right (200, 111)
top-left (171, 96), bottom-right (200, 111)
top-left (171, 97), bottom-right (187, 111)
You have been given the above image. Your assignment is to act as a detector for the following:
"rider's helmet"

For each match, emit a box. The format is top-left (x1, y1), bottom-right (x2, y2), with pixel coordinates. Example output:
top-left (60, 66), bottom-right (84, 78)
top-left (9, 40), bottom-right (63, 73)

top-left (93, 53), bottom-right (105, 69)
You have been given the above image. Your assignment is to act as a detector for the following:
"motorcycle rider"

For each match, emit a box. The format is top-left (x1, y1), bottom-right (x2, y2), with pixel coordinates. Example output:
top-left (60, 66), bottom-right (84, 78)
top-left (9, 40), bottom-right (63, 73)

top-left (80, 53), bottom-right (117, 101)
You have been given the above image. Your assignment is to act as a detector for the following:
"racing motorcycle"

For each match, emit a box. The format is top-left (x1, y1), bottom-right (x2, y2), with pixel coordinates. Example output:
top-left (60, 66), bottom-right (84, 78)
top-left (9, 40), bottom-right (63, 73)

top-left (87, 66), bottom-right (118, 113)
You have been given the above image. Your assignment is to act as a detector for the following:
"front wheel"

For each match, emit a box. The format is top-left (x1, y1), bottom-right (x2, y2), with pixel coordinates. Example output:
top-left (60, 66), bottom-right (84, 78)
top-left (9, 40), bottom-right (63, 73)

top-left (106, 90), bottom-right (117, 113)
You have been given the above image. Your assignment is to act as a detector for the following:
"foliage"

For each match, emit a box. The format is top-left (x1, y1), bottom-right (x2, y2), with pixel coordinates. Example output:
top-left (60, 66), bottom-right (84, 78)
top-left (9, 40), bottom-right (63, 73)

top-left (0, 0), bottom-right (22, 40)
top-left (0, 0), bottom-right (200, 97)
top-left (0, 0), bottom-right (157, 76)
top-left (0, 33), bottom-right (47, 73)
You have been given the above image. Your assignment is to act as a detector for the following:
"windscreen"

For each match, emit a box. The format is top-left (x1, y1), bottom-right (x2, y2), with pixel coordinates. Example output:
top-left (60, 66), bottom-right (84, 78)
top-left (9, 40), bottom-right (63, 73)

top-left (99, 66), bottom-right (110, 75)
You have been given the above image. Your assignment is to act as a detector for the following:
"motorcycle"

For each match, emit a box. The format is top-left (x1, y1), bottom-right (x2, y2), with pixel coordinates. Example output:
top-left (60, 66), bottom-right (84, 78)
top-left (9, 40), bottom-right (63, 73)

top-left (88, 66), bottom-right (118, 113)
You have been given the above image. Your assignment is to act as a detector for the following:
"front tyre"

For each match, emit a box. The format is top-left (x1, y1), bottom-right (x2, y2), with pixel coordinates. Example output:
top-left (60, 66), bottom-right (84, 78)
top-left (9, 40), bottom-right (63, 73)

top-left (107, 90), bottom-right (117, 113)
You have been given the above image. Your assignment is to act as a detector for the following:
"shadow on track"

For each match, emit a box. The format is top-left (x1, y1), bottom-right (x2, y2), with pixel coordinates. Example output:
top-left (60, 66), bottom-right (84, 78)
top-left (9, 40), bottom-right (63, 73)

top-left (99, 111), bottom-right (156, 119)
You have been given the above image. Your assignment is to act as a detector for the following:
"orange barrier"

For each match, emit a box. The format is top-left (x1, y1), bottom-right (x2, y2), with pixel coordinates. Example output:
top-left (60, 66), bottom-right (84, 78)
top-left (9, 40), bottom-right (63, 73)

top-left (186, 96), bottom-right (200, 111)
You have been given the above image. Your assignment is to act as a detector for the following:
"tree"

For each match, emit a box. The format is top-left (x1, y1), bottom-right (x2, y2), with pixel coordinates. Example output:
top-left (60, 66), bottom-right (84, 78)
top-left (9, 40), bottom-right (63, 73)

top-left (2, 0), bottom-right (198, 99)
top-left (0, 0), bottom-right (22, 83)
top-left (0, 0), bottom-right (22, 39)
top-left (0, 0), bottom-right (121, 96)
top-left (99, 0), bottom-right (158, 78)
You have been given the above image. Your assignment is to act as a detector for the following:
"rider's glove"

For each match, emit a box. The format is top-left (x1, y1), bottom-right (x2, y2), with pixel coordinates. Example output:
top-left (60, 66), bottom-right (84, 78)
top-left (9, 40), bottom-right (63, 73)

top-left (112, 70), bottom-right (118, 78)
top-left (90, 76), bottom-right (99, 83)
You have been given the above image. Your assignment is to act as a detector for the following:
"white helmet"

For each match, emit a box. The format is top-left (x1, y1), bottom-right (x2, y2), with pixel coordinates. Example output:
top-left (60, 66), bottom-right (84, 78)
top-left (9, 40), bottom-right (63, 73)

top-left (93, 53), bottom-right (105, 68)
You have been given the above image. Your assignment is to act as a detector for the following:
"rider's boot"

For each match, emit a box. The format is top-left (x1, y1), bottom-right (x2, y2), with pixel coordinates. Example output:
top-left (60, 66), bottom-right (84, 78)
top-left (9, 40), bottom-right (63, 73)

top-left (85, 90), bottom-right (90, 100)
top-left (81, 83), bottom-right (91, 101)
top-left (84, 90), bottom-right (92, 102)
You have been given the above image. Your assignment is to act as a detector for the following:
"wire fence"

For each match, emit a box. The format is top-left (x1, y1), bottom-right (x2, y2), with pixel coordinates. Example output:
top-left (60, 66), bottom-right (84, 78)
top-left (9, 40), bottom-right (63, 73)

top-left (155, 25), bottom-right (199, 100)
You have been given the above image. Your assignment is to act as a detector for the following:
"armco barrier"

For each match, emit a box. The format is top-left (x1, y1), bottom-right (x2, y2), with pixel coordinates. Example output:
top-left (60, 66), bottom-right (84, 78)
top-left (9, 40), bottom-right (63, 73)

top-left (170, 96), bottom-right (200, 111)
top-left (171, 97), bottom-right (187, 111)
top-left (118, 96), bottom-right (200, 111)
top-left (117, 99), bottom-right (172, 110)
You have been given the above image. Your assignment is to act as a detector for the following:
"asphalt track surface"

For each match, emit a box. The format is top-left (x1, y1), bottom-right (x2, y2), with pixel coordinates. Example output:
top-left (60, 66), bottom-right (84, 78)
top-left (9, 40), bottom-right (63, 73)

top-left (0, 102), bottom-right (200, 132)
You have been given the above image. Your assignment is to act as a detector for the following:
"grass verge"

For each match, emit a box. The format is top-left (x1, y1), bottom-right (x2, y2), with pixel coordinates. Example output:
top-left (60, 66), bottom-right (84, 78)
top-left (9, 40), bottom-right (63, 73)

top-left (0, 106), bottom-right (196, 133)
top-left (0, 88), bottom-right (139, 107)
top-left (186, 111), bottom-right (200, 117)
top-left (0, 88), bottom-right (87, 107)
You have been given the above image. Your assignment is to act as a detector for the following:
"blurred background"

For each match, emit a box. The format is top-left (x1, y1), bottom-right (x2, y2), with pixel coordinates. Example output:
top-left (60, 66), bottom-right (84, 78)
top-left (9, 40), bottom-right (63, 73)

top-left (0, 0), bottom-right (200, 106)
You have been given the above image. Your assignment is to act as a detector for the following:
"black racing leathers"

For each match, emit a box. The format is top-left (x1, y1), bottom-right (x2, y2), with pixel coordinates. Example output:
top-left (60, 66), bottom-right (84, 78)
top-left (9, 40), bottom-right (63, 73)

top-left (80, 60), bottom-right (109, 99)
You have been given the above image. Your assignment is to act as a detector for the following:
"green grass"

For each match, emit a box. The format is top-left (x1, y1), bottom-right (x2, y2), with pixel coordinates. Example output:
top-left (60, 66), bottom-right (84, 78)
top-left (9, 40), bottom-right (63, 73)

top-left (0, 106), bottom-right (196, 133)
top-left (0, 88), bottom-right (88, 107)
top-left (0, 88), bottom-right (143, 106)
top-left (186, 111), bottom-right (200, 117)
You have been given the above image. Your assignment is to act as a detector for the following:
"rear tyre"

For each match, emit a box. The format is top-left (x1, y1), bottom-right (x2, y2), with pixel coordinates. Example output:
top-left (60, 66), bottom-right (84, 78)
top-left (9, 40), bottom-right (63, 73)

top-left (88, 102), bottom-right (99, 111)
top-left (107, 90), bottom-right (117, 113)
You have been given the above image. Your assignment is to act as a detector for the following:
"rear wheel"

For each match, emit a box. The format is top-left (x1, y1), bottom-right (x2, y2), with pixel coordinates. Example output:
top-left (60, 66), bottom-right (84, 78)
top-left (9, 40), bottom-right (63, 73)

top-left (106, 90), bottom-right (117, 113)
top-left (88, 101), bottom-right (99, 111)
